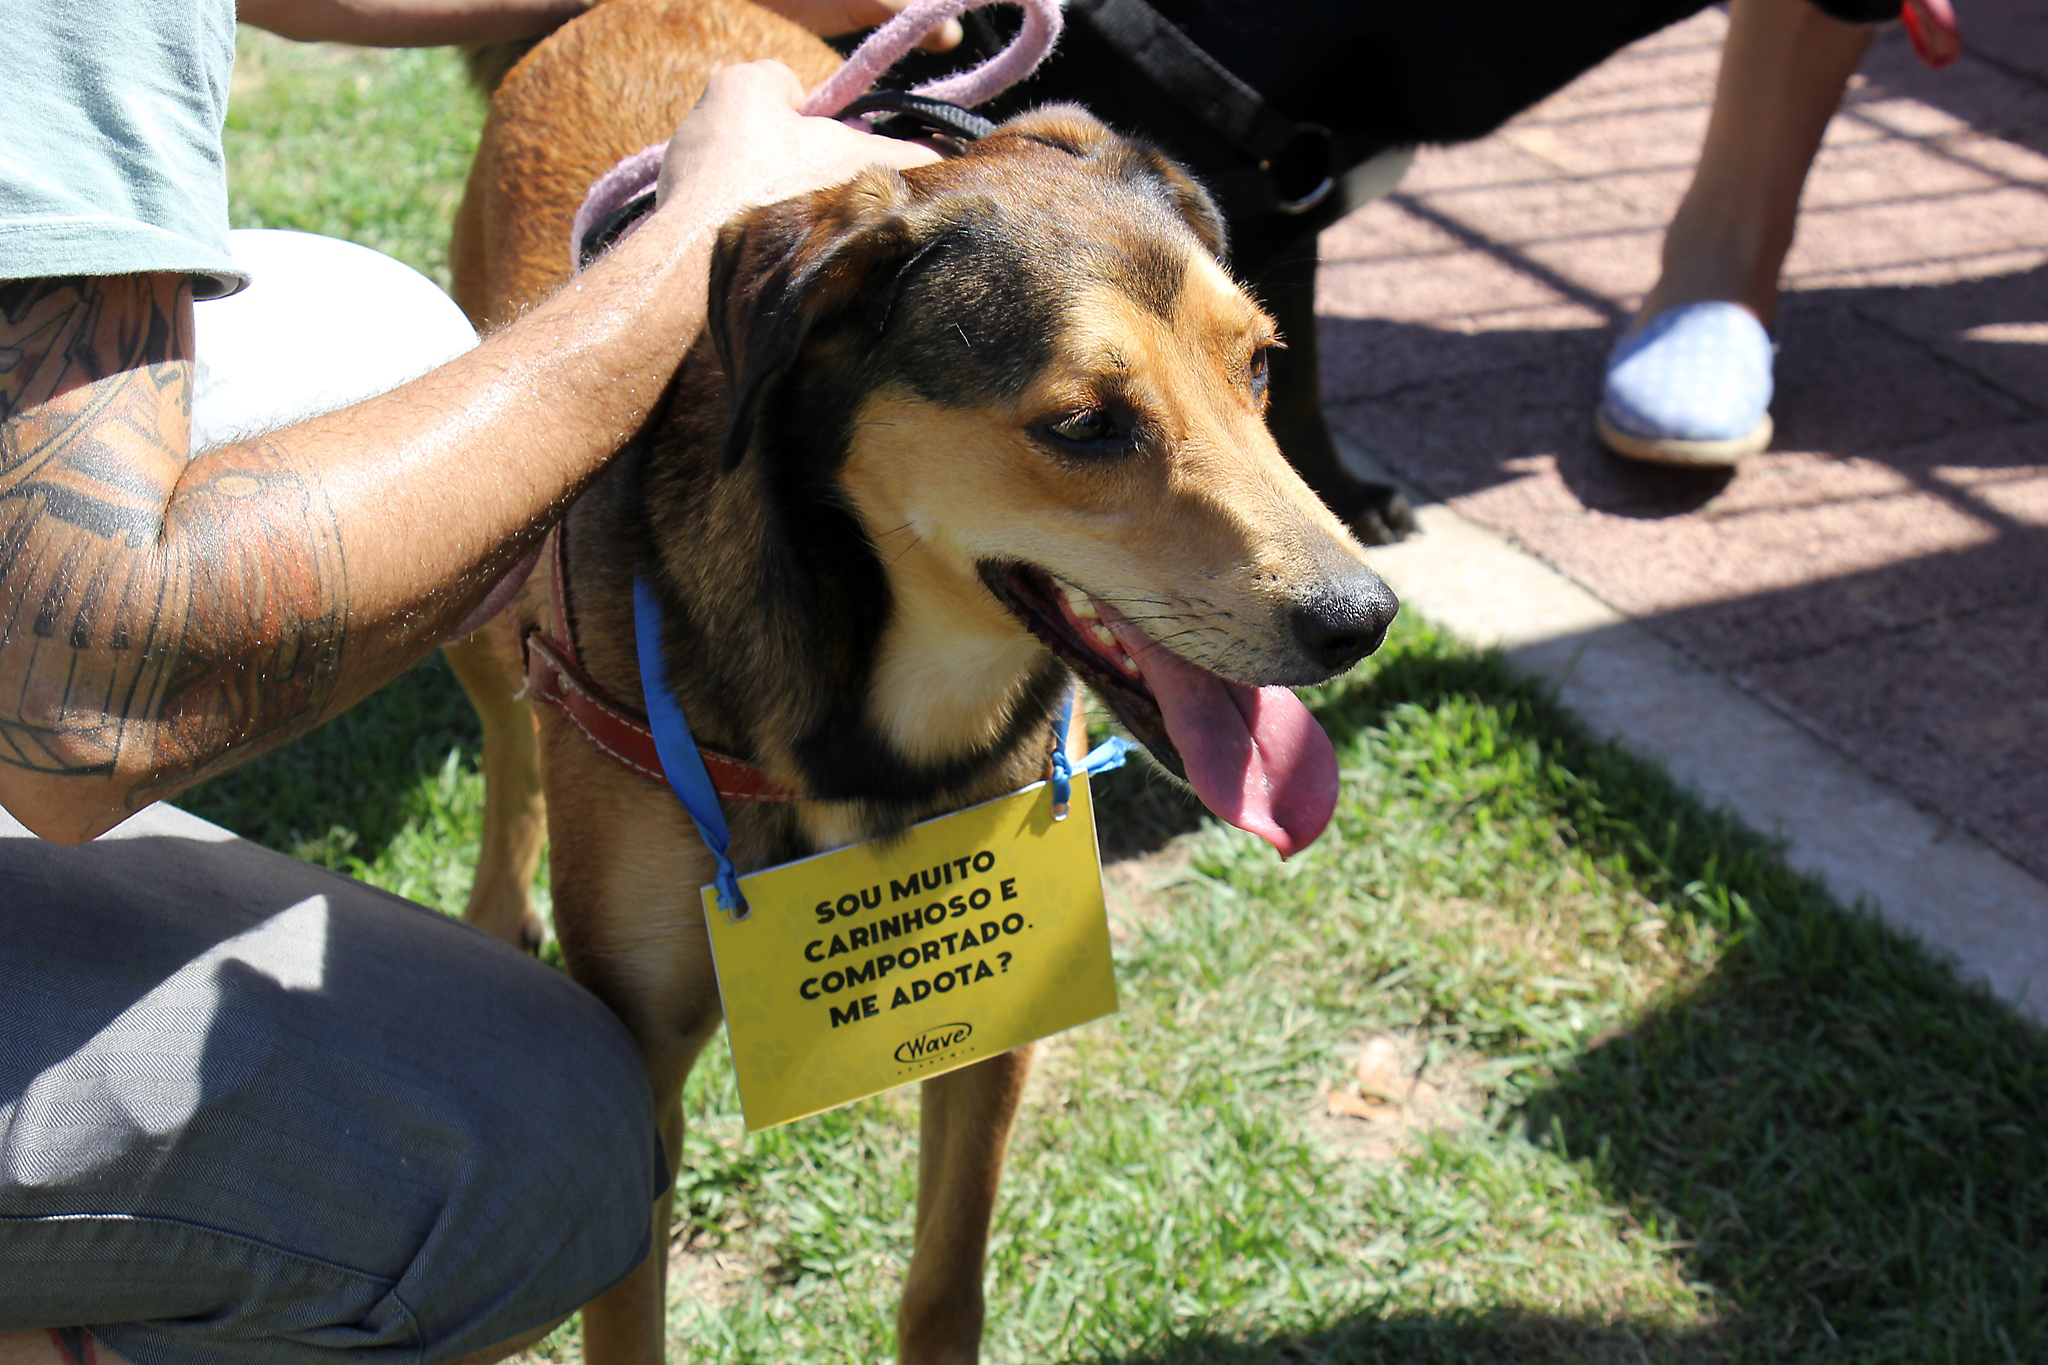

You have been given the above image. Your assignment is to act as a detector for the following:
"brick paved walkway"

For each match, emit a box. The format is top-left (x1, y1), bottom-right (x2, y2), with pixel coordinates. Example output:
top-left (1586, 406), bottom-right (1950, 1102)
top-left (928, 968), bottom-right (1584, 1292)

top-left (1318, 2), bottom-right (2048, 882)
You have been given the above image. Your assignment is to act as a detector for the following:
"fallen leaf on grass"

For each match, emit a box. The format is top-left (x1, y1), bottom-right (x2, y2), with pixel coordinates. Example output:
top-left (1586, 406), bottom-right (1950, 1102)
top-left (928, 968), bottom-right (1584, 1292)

top-left (1329, 1036), bottom-right (1445, 1123)
top-left (1318, 1036), bottom-right (1477, 1162)
top-left (1355, 1036), bottom-right (1405, 1100)
top-left (1326, 1086), bottom-right (1397, 1121)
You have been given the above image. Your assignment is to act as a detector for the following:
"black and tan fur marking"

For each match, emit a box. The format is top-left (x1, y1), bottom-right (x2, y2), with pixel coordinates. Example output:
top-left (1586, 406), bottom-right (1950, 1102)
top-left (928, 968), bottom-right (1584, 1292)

top-left (444, 3), bottom-right (1394, 1360)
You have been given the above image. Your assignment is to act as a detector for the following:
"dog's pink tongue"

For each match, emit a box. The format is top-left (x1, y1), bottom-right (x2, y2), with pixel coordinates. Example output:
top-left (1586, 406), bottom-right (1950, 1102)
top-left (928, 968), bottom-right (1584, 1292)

top-left (1103, 612), bottom-right (1338, 857)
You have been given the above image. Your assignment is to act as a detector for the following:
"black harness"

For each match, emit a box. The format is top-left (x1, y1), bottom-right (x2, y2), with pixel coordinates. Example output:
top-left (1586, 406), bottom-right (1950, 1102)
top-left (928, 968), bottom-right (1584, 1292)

top-left (1063, 0), bottom-right (1334, 214)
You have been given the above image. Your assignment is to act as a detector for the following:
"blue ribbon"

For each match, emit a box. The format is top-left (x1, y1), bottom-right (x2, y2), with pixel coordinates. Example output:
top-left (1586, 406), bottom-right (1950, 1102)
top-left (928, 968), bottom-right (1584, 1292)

top-left (635, 575), bottom-right (1138, 909)
top-left (1050, 685), bottom-right (1132, 818)
top-left (634, 574), bottom-right (750, 918)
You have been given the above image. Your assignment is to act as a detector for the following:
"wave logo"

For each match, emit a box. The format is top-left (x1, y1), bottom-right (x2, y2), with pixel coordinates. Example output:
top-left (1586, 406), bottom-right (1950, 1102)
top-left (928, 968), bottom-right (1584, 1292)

top-left (894, 1021), bottom-right (972, 1064)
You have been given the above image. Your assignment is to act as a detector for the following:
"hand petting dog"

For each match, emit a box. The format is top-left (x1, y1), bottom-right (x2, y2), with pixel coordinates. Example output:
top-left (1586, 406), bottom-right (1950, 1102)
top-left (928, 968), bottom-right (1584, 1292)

top-left (657, 60), bottom-right (940, 221)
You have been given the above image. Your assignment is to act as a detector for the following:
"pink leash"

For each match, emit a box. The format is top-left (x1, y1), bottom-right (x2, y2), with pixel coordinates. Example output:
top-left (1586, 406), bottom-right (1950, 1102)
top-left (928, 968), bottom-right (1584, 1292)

top-left (802, 0), bottom-right (1062, 119)
top-left (567, 0), bottom-right (1061, 273)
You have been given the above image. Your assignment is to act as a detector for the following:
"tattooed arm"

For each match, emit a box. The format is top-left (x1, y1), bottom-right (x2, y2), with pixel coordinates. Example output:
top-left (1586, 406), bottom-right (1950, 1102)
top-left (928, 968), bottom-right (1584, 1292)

top-left (0, 271), bottom-right (353, 834)
top-left (0, 62), bottom-right (936, 843)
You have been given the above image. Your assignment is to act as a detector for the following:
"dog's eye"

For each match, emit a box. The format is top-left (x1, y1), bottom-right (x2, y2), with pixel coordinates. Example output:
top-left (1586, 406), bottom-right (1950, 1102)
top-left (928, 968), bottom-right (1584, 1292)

top-left (1248, 347), bottom-right (1271, 402)
top-left (1045, 409), bottom-right (1118, 446)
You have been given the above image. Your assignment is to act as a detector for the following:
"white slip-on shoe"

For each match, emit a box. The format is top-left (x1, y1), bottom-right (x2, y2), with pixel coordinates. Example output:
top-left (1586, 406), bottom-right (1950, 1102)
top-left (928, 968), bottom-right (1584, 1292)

top-left (1597, 300), bottom-right (1775, 467)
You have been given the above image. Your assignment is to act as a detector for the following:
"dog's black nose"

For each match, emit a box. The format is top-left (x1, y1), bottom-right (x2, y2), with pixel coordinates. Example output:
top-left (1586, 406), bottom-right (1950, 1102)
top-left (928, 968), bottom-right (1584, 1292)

top-left (1291, 571), bottom-right (1399, 672)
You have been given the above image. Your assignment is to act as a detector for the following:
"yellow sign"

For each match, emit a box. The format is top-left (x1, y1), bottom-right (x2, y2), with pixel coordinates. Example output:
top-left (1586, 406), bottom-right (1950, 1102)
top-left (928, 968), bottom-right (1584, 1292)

top-left (702, 774), bottom-right (1118, 1130)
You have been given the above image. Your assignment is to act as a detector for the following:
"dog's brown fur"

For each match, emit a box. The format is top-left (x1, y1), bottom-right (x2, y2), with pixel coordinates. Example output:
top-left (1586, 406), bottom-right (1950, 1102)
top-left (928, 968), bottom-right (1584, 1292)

top-left (444, 1), bottom-right (1393, 1359)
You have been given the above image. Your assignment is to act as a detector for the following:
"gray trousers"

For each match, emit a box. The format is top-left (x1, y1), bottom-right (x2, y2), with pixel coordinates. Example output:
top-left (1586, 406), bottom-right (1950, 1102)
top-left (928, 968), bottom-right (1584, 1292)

top-left (0, 804), bottom-right (663, 1365)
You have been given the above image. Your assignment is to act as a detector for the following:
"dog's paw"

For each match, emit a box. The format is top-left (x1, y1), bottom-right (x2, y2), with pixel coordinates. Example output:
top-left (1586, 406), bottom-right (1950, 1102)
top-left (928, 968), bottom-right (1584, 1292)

top-left (1324, 477), bottom-right (1418, 546)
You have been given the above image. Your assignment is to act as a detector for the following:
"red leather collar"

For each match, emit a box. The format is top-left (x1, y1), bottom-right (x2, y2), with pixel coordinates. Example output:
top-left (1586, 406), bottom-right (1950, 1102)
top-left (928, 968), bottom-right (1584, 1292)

top-left (523, 527), bottom-right (799, 803)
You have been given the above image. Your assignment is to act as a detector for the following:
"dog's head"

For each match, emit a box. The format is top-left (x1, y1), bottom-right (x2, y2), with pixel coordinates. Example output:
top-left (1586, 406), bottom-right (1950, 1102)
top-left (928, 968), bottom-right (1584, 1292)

top-left (704, 106), bottom-right (1396, 855)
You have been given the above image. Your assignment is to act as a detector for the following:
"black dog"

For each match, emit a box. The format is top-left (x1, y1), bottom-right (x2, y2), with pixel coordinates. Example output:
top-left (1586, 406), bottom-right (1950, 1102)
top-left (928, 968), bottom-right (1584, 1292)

top-left (892, 0), bottom-right (1898, 542)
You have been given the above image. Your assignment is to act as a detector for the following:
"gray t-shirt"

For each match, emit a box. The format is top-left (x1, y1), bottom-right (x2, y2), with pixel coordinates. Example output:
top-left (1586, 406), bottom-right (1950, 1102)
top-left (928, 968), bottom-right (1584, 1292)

top-left (0, 0), bottom-right (247, 297)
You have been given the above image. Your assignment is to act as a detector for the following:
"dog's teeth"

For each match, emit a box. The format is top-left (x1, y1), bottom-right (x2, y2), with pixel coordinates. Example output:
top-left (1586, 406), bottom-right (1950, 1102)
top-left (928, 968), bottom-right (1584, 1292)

top-left (1120, 654), bottom-right (1139, 675)
top-left (1091, 623), bottom-right (1116, 649)
top-left (1063, 583), bottom-right (1098, 619)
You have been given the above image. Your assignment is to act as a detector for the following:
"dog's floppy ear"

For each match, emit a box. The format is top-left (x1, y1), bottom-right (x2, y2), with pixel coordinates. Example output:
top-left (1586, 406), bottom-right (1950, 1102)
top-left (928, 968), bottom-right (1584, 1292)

top-left (1124, 144), bottom-right (1228, 263)
top-left (708, 168), bottom-right (938, 471)
top-left (983, 104), bottom-right (1229, 262)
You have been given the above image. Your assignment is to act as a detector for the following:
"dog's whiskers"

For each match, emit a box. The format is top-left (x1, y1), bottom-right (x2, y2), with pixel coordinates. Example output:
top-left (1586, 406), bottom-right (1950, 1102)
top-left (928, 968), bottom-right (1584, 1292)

top-left (1114, 612), bottom-right (1201, 629)
top-left (867, 519), bottom-right (925, 563)
top-left (1112, 594), bottom-right (1207, 609)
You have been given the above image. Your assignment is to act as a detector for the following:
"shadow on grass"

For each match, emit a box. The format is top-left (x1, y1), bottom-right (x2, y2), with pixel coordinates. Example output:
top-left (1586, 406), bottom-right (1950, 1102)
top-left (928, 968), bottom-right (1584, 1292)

top-left (1523, 957), bottom-right (2048, 1361)
top-left (174, 652), bottom-right (481, 870)
top-left (1091, 1310), bottom-right (1722, 1365)
top-left (1225, 642), bottom-right (2048, 1361)
top-left (1092, 754), bottom-right (1206, 863)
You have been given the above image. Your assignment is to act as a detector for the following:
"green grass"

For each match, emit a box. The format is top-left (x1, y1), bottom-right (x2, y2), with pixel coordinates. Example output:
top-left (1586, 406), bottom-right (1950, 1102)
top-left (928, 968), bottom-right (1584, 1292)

top-left (172, 649), bottom-right (535, 917)
top-left (191, 31), bottom-right (2048, 1364)
top-left (223, 28), bottom-right (483, 288)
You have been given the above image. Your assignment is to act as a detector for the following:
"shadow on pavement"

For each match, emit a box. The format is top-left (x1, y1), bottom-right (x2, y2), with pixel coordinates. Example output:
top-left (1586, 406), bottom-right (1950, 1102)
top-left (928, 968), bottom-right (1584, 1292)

top-left (1854, 15), bottom-right (2048, 162)
top-left (1321, 263), bottom-right (2047, 521)
top-left (1319, 261), bottom-right (2048, 878)
top-left (1640, 538), bottom-right (2048, 883)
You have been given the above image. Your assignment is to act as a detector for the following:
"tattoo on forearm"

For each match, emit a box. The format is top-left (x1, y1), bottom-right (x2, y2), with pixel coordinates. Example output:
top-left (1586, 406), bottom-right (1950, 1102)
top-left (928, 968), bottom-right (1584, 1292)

top-left (0, 275), bottom-right (349, 804)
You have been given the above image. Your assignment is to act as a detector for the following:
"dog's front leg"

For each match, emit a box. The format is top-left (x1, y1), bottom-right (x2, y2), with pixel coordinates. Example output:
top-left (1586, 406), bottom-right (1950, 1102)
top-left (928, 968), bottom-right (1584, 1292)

top-left (898, 1045), bottom-right (1035, 1365)
top-left (579, 1031), bottom-right (710, 1365)
top-left (578, 1096), bottom-right (682, 1365)
top-left (540, 741), bottom-right (728, 1365)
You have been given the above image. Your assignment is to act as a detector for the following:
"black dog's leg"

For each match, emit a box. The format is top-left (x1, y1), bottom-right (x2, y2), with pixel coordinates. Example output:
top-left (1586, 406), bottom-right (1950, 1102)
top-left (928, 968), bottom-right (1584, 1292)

top-left (1250, 245), bottom-right (1416, 545)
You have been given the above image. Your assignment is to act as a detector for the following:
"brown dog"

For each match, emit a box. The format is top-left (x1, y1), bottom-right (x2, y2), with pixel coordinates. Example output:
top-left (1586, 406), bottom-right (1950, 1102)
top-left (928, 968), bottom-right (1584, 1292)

top-left (443, 0), bottom-right (1397, 1358)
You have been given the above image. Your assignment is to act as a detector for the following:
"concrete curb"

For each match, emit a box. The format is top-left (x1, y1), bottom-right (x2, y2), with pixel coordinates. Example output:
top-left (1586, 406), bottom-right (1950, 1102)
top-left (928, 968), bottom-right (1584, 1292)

top-left (1344, 437), bottom-right (2048, 1022)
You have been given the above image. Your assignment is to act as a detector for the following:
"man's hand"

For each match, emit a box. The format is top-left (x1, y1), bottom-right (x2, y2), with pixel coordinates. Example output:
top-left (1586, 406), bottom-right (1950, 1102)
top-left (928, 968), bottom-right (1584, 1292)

top-left (657, 61), bottom-right (941, 218)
